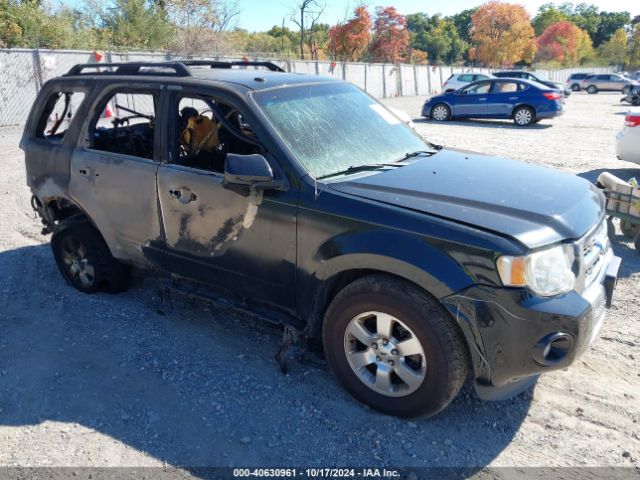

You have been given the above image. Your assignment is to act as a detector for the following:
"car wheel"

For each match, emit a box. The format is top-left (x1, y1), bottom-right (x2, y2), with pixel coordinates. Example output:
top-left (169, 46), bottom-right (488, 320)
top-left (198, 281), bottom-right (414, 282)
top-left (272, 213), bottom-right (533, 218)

top-left (571, 84), bottom-right (581, 92)
top-left (621, 220), bottom-right (639, 238)
top-left (587, 85), bottom-right (598, 94)
top-left (622, 86), bottom-right (631, 95)
top-left (513, 106), bottom-right (535, 126)
top-left (322, 275), bottom-right (468, 418)
top-left (431, 103), bottom-right (451, 121)
top-left (635, 233), bottom-right (640, 253)
top-left (51, 221), bottom-right (131, 294)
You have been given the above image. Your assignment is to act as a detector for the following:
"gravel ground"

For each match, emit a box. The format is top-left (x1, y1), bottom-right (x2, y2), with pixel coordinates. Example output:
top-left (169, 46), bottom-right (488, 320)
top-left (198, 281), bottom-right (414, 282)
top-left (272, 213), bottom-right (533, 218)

top-left (0, 92), bottom-right (638, 471)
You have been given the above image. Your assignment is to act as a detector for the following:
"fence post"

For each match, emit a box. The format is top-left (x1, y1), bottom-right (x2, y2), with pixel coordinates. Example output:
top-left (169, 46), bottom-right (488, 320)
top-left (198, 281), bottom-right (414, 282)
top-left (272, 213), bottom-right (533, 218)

top-left (32, 48), bottom-right (44, 94)
top-left (427, 66), bottom-right (432, 95)
top-left (364, 63), bottom-right (368, 93)
top-left (397, 65), bottom-right (403, 97)
top-left (413, 65), bottom-right (418, 96)
top-left (382, 64), bottom-right (387, 98)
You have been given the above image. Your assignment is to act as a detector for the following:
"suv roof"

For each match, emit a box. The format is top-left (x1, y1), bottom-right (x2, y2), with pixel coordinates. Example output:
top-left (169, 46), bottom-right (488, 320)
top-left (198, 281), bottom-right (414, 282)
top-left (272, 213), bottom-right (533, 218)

top-left (62, 60), bottom-right (335, 91)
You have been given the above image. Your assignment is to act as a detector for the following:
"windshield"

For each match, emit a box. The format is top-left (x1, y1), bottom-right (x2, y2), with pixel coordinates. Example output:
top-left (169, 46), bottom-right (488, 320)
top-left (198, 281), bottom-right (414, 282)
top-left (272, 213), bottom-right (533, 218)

top-left (253, 82), bottom-right (429, 179)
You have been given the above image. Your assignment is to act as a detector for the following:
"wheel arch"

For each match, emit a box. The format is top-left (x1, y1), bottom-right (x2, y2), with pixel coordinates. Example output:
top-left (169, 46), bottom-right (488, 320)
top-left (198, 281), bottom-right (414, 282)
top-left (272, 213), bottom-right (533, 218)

top-left (511, 103), bottom-right (536, 118)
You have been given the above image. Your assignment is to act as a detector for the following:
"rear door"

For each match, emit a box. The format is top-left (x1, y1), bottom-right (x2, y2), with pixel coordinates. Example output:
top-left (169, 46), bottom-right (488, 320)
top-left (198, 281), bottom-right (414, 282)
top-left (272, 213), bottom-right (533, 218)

top-left (153, 86), bottom-right (298, 309)
top-left (69, 84), bottom-right (162, 265)
top-left (486, 80), bottom-right (520, 117)
top-left (454, 81), bottom-right (491, 117)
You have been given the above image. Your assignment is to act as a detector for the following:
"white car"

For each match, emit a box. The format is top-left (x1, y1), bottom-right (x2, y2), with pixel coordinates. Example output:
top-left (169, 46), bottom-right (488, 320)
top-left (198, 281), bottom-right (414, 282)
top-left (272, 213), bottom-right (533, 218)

top-left (442, 72), bottom-right (494, 92)
top-left (616, 109), bottom-right (640, 165)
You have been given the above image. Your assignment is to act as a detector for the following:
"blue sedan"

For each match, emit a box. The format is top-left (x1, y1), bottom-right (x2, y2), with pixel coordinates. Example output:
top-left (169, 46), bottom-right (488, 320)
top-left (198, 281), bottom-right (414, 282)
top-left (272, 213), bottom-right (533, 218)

top-left (422, 78), bottom-right (564, 126)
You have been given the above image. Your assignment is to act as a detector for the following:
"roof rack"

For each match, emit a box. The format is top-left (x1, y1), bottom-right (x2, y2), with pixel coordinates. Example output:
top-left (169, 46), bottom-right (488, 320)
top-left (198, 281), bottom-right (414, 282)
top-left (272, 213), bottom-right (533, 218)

top-left (178, 60), bottom-right (285, 72)
top-left (65, 62), bottom-right (191, 77)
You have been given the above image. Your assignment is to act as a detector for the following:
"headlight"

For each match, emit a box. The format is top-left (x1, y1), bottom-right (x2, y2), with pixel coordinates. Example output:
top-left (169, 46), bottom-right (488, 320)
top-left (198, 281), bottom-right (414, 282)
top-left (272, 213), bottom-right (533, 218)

top-left (497, 245), bottom-right (576, 297)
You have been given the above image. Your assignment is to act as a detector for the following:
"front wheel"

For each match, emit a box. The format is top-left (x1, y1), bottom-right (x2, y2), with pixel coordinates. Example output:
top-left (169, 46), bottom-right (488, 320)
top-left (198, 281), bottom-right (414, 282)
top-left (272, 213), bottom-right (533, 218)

top-left (431, 103), bottom-right (451, 121)
top-left (587, 85), bottom-right (598, 94)
top-left (322, 275), bottom-right (468, 418)
top-left (622, 86), bottom-right (631, 95)
top-left (513, 106), bottom-right (535, 126)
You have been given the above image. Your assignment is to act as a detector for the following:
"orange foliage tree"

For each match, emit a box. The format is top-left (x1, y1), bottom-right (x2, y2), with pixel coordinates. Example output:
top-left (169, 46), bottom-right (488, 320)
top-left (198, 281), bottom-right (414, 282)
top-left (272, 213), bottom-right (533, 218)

top-left (470, 1), bottom-right (536, 67)
top-left (369, 6), bottom-right (410, 64)
top-left (328, 6), bottom-right (372, 62)
top-left (536, 21), bottom-right (593, 65)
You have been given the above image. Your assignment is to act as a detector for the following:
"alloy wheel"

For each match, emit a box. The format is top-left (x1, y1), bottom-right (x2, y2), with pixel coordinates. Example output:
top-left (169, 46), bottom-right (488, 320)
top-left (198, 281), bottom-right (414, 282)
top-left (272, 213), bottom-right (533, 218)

top-left (343, 311), bottom-right (427, 397)
top-left (432, 105), bottom-right (449, 121)
top-left (514, 108), bottom-right (533, 126)
top-left (60, 235), bottom-right (96, 289)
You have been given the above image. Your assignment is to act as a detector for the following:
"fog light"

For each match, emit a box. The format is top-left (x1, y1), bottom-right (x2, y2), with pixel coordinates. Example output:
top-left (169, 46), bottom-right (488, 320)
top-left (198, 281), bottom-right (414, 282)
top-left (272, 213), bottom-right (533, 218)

top-left (533, 332), bottom-right (574, 366)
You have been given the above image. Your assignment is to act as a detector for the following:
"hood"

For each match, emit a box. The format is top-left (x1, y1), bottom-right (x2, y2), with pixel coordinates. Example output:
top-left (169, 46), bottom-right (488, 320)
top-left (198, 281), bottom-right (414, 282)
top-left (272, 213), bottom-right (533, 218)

top-left (329, 149), bottom-right (604, 249)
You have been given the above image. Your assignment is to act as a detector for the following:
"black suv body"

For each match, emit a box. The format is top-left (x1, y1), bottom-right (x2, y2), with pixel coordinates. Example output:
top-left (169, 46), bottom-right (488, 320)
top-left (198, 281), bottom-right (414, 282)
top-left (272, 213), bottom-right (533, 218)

top-left (493, 70), bottom-right (571, 97)
top-left (21, 61), bottom-right (620, 417)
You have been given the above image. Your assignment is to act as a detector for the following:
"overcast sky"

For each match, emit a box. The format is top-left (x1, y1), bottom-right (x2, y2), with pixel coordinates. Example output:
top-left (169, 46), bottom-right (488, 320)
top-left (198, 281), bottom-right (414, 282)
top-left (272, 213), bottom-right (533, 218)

top-left (234, 0), bottom-right (640, 32)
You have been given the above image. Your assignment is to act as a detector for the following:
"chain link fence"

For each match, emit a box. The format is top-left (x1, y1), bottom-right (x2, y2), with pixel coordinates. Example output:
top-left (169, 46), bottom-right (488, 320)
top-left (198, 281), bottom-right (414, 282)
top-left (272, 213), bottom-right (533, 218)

top-left (0, 47), bottom-right (619, 127)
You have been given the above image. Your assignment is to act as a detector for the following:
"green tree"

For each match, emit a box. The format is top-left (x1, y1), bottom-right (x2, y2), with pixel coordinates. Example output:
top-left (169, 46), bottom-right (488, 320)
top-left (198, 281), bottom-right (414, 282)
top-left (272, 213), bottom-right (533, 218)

top-left (533, 3), bottom-right (569, 36)
top-left (447, 7), bottom-right (478, 43)
top-left (593, 11), bottom-right (631, 47)
top-left (597, 27), bottom-right (628, 65)
top-left (626, 24), bottom-right (640, 66)
top-left (406, 13), bottom-right (465, 64)
top-left (104, 0), bottom-right (172, 49)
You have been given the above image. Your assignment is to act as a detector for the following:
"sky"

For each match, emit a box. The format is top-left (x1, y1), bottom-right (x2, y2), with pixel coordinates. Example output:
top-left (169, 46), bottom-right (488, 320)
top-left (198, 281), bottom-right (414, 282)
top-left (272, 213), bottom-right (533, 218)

top-left (234, 0), bottom-right (640, 32)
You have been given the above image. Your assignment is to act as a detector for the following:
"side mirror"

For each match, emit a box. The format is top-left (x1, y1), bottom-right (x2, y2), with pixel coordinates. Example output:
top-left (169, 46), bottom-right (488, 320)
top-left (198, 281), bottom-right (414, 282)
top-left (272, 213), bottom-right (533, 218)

top-left (224, 153), bottom-right (274, 186)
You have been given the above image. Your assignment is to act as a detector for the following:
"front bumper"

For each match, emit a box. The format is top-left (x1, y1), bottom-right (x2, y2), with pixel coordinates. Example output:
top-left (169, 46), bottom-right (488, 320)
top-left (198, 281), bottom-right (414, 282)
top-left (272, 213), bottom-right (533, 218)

top-left (441, 252), bottom-right (620, 400)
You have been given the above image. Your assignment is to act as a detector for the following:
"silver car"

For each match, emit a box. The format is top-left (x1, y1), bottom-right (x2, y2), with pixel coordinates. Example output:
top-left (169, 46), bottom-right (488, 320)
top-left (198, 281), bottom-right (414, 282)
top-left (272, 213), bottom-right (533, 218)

top-left (581, 74), bottom-right (638, 94)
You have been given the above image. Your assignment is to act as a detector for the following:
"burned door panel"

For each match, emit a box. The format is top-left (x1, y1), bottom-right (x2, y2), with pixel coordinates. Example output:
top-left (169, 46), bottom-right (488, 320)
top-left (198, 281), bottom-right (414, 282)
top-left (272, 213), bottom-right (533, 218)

top-left (69, 150), bottom-right (161, 265)
top-left (156, 164), bottom-right (297, 309)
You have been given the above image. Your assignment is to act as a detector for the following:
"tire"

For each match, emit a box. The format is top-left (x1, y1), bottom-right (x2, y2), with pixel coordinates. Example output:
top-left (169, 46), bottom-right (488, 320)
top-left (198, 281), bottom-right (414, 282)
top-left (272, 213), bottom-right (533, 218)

top-left (51, 221), bottom-right (131, 294)
top-left (622, 86), bottom-right (631, 95)
top-left (635, 234), bottom-right (640, 253)
top-left (322, 275), bottom-right (468, 418)
top-left (571, 84), bottom-right (581, 92)
top-left (633, 97), bottom-right (640, 107)
top-left (587, 85), bottom-right (598, 94)
top-left (430, 103), bottom-right (451, 122)
top-left (513, 106), bottom-right (535, 126)
top-left (607, 217), bottom-right (616, 239)
top-left (621, 220), bottom-right (640, 238)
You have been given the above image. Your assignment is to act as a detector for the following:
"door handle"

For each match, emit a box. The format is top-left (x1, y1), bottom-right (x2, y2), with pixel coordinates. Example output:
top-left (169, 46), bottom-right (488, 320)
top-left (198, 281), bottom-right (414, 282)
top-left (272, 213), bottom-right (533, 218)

top-left (478, 97), bottom-right (487, 101)
top-left (509, 96), bottom-right (518, 100)
top-left (169, 187), bottom-right (197, 204)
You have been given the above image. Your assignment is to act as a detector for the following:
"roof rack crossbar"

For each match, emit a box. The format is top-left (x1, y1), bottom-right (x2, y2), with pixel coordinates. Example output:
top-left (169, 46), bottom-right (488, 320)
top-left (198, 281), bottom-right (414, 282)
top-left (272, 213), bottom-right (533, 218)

top-left (178, 60), bottom-right (285, 72)
top-left (66, 62), bottom-right (192, 77)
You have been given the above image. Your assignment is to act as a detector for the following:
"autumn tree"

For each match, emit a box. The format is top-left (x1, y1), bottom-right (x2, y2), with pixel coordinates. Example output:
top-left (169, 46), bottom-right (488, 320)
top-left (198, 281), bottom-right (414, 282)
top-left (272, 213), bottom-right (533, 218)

top-left (470, 1), bottom-right (536, 67)
top-left (369, 6), bottom-right (409, 64)
top-left (536, 21), bottom-right (594, 66)
top-left (328, 6), bottom-right (371, 62)
top-left (598, 27), bottom-right (629, 65)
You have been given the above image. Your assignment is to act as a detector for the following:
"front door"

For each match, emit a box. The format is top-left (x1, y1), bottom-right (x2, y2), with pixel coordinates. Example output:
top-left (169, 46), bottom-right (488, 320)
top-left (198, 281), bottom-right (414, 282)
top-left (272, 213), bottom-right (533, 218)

top-left (454, 81), bottom-right (491, 117)
top-left (153, 89), bottom-right (298, 309)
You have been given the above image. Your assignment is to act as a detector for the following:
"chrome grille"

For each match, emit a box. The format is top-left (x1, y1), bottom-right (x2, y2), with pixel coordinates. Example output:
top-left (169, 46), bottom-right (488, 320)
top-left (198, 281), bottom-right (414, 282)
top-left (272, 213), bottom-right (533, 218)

top-left (576, 219), bottom-right (609, 291)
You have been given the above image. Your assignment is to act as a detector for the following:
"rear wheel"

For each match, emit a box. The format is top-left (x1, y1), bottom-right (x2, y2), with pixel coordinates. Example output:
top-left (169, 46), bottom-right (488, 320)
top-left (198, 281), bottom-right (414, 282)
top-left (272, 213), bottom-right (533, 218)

top-left (587, 85), bottom-right (598, 94)
top-left (621, 220), bottom-right (640, 238)
top-left (622, 85), bottom-right (631, 95)
top-left (322, 275), bottom-right (468, 418)
top-left (51, 222), bottom-right (131, 294)
top-left (513, 106), bottom-right (535, 126)
top-left (431, 103), bottom-right (451, 121)
top-left (571, 84), bottom-right (581, 92)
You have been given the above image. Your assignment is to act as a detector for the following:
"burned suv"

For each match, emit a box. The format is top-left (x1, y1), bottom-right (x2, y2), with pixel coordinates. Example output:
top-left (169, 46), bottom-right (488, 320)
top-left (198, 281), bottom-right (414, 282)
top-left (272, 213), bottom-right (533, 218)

top-left (22, 61), bottom-right (620, 418)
